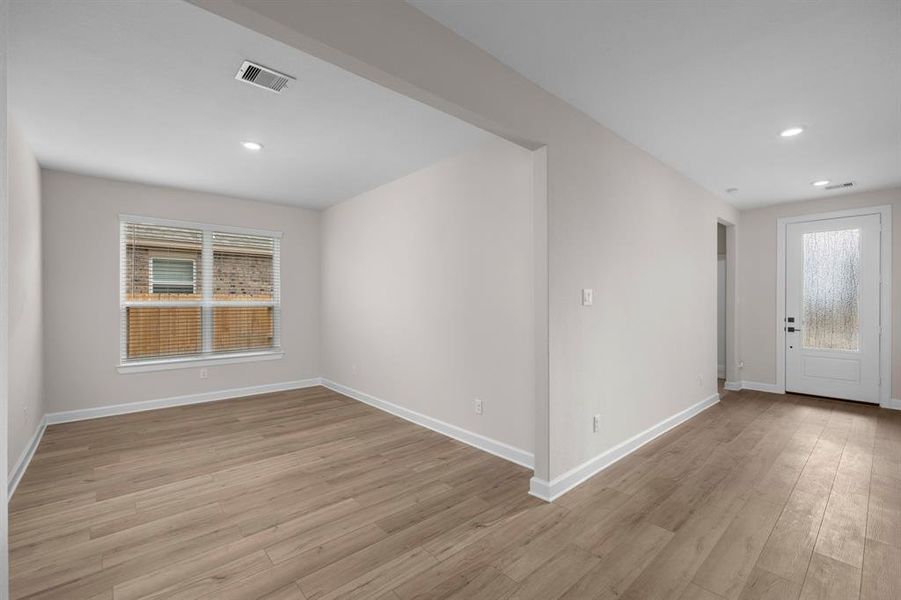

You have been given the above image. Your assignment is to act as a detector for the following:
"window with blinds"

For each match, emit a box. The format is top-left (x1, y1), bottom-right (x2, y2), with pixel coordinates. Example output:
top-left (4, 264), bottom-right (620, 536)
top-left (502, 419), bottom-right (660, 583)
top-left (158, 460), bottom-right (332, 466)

top-left (120, 217), bottom-right (281, 365)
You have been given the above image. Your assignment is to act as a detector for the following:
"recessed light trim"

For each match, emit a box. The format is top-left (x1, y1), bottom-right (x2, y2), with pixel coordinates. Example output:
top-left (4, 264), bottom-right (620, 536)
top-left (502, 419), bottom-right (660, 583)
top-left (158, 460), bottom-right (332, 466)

top-left (812, 180), bottom-right (830, 187)
top-left (241, 141), bottom-right (263, 151)
top-left (780, 127), bottom-right (804, 138)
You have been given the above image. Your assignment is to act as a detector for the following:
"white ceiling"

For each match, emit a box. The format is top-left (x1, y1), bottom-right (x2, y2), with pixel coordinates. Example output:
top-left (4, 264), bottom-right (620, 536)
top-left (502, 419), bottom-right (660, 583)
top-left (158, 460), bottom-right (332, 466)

top-left (9, 1), bottom-right (493, 209)
top-left (411, 0), bottom-right (901, 209)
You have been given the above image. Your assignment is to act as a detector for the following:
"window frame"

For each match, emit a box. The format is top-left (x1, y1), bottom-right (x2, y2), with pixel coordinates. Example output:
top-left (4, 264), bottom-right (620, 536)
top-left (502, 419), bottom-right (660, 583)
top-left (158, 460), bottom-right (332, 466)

top-left (118, 214), bottom-right (283, 373)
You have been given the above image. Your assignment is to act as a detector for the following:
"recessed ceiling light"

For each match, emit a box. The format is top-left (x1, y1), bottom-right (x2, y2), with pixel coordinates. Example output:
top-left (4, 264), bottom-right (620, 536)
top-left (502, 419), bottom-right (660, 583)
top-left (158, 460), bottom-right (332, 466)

top-left (241, 141), bottom-right (263, 151)
top-left (780, 127), bottom-right (804, 137)
top-left (812, 180), bottom-right (830, 187)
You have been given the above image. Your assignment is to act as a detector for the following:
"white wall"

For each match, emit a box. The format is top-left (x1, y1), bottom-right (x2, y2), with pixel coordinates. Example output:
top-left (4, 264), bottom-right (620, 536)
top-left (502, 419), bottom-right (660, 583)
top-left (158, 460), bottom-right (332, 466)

top-left (321, 139), bottom-right (534, 456)
top-left (1, 0), bottom-right (11, 592)
top-left (193, 0), bottom-right (741, 486)
top-left (7, 119), bottom-right (42, 475)
top-left (738, 187), bottom-right (901, 399)
top-left (41, 170), bottom-right (321, 414)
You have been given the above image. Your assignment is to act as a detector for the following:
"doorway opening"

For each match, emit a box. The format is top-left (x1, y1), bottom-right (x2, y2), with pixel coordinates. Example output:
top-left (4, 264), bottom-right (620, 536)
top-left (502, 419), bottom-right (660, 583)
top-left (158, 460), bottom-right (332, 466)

top-left (717, 218), bottom-right (738, 395)
top-left (717, 223), bottom-right (727, 391)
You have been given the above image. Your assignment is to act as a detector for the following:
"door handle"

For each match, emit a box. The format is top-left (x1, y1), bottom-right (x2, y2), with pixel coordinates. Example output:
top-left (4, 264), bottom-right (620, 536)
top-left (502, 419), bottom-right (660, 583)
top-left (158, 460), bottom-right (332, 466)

top-left (786, 327), bottom-right (800, 332)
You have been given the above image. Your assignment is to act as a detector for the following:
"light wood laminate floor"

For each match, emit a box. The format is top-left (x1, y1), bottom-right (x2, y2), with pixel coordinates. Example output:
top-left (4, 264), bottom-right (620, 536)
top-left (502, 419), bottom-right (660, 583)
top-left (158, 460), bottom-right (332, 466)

top-left (9, 385), bottom-right (901, 599)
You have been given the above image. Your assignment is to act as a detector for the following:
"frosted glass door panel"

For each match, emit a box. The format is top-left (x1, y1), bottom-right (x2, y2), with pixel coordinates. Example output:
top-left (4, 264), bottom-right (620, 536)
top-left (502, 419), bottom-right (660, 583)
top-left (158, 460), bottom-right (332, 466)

top-left (801, 229), bottom-right (860, 351)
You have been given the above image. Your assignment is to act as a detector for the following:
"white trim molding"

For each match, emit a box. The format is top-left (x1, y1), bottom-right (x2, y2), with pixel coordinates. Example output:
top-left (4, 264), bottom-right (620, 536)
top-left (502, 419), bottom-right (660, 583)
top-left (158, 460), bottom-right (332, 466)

top-left (320, 379), bottom-right (534, 469)
top-left (117, 350), bottom-right (283, 374)
top-left (529, 392), bottom-right (720, 502)
top-left (118, 213), bottom-right (283, 239)
top-left (885, 398), bottom-right (901, 411)
top-left (776, 205), bottom-right (892, 407)
top-left (726, 380), bottom-right (785, 394)
top-left (8, 416), bottom-right (48, 498)
top-left (45, 378), bottom-right (321, 425)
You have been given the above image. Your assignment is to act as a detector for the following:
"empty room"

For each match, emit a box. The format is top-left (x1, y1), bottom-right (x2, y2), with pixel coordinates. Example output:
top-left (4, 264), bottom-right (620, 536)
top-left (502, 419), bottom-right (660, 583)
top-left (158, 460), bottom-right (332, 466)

top-left (0, 1), bottom-right (899, 599)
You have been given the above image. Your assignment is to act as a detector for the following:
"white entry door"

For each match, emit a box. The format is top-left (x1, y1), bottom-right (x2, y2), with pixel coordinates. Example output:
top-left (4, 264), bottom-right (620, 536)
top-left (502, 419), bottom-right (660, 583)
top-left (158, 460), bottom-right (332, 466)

top-left (785, 214), bottom-right (881, 403)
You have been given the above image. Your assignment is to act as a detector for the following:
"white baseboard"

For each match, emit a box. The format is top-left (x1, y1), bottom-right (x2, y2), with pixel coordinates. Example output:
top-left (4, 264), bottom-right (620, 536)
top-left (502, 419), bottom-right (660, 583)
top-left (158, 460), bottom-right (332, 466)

top-left (8, 415), bottom-right (48, 498)
top-left (44, 378), bottom-right (322, 425)
top-left (320, 379), bottom-right (534, 469)
top-left (723, 380), bottom-right (784, 394)
top-left (883, 398), bottom-right (901, 411)
top-left (740, 381), bottom-right (785, 394)
top-left (528, 392), bottom-right (720, 502)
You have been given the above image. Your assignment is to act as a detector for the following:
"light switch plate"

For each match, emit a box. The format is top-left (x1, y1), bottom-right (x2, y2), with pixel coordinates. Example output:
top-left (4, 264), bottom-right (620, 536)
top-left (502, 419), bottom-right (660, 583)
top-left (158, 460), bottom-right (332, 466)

top-left (582, 288), bottom-right (593, 306)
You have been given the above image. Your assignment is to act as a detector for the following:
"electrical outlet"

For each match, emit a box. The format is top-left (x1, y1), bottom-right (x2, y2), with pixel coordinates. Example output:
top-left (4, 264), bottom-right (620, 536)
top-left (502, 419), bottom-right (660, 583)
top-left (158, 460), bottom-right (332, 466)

top-left (698, 375), bottom-right (703, 388)
top-left (593, 414), bottom-right (601, 433)
top-left (200, 368), bottom-right (208, 380)
top-left (474, 398), bottom-right (483, 415)
top-left (352, 363), bottom-right (358, 375)
top-left (23, 405), bottom-right (29, 424)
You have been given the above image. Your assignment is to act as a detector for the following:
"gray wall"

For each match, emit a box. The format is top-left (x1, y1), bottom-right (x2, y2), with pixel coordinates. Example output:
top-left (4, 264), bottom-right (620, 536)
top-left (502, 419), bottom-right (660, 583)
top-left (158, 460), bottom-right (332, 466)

top-left (321, 139), bottom-right (534, 455)
top-left (7, 119), bottom-right (42, 476)
top-left (41, 169), bottom-right (321, 413)
top-left (738, 187), bottom-right (901, 398)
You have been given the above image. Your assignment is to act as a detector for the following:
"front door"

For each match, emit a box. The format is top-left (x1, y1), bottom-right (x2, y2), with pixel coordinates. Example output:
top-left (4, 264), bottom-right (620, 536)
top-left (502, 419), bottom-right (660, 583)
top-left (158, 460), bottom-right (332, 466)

top-left (785, 214), bottom-right (881, 403)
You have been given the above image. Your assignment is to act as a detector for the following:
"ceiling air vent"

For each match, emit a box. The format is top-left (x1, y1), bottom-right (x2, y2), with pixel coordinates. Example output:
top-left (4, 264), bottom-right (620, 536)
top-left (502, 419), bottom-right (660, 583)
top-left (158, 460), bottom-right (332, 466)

top-left (824, 181), bottom-right (854, 190)
top-left (235, 60), bottom-right (295, 93)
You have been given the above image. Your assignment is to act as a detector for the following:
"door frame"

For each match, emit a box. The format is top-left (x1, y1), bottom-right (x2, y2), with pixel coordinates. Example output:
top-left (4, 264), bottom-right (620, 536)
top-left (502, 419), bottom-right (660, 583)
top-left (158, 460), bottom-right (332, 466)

top-left (776, 205), bottom-right (892, 407)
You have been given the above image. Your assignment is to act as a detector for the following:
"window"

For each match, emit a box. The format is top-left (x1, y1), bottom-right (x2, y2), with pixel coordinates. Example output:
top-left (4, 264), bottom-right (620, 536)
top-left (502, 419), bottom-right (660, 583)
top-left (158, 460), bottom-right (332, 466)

top-left (120, 216), bottom-right (281, 368)
top-left (150, 257), bottom-right (195, 294)
top-left (802, 228), bottom-right (861, 351)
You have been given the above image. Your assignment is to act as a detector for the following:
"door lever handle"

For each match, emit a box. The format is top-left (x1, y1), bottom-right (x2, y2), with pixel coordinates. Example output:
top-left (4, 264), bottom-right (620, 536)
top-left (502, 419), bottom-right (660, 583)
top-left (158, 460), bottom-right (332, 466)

top-left (786, 327), bottom-right (800, 332)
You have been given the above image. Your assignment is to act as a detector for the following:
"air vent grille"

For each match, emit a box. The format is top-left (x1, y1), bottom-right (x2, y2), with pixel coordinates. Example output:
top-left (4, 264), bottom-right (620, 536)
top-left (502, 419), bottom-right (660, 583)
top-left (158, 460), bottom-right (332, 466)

top-left (235, 61), bottom-right (294, 93)
top-left (824, 182), bottom-right (854, 190)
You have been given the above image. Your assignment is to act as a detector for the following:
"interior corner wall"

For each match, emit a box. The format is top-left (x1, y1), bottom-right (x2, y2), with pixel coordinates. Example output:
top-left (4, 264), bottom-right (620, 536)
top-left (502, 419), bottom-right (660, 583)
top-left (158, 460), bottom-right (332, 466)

top-left (7, 118), bottom-right (42, 476)
top-left (40, 169), bottom-right (321, 414)
top-left (737, 187), bottom-right (901, 397)
top-left (193, 0), bottom-right (740, 485)
top-left (321, 138), bottom-right (535, 456)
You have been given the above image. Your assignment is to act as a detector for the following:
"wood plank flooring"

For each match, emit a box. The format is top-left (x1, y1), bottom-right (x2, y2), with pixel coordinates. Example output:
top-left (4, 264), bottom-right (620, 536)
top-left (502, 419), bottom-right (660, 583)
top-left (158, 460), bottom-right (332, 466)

top-left (9, 385), bottom-right (901, 599)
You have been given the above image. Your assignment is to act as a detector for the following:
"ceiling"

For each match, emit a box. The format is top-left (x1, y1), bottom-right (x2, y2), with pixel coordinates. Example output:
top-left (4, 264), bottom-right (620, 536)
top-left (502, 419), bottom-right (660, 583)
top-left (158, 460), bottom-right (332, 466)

top-left (9, 1), bottom-right (493, 209)
top-left (411, 0), bottom-right (901, 209)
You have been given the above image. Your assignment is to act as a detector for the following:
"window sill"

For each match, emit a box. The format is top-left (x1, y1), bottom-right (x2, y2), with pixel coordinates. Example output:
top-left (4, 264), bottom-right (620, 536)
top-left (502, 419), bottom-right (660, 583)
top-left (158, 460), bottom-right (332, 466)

top-left (117, 350), bottom-right (284, 374)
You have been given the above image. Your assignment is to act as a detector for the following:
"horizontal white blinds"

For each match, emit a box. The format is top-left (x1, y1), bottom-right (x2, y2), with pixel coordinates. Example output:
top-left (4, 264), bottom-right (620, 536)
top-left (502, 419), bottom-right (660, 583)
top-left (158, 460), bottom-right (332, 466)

top-left (120, 219), bottom-right (281, 363)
